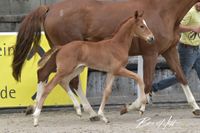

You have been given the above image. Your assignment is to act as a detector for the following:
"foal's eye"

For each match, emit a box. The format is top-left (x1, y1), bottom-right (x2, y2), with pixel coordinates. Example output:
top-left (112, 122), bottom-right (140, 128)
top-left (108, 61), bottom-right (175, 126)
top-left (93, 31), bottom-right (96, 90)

top-left (140, 25), bottom-right (144, 28)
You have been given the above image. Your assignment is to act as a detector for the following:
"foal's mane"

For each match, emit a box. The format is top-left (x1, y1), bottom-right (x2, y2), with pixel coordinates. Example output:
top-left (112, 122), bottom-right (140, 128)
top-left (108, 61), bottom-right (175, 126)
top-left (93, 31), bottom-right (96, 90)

top-left (111, 16), bottom-right (134, 36)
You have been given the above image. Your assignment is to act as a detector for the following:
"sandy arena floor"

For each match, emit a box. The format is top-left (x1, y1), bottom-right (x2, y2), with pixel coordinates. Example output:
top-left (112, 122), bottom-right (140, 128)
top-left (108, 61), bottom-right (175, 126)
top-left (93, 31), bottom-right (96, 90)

top-left (0, 104), bottom-right (200, 133)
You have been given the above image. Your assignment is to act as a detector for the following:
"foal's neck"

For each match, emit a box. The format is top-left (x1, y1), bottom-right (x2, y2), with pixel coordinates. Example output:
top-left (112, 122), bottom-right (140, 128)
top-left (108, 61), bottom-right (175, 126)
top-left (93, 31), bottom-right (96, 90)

top-left (112, 18), bottom-right (134, 51)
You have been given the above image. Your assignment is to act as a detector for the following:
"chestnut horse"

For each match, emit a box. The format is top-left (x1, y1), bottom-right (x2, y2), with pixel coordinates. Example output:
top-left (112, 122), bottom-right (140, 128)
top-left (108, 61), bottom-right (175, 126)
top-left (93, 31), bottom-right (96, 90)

top-left (32, 13), bottom-right (154, 126)
top-left (12, 0), bottom-right (200, 116)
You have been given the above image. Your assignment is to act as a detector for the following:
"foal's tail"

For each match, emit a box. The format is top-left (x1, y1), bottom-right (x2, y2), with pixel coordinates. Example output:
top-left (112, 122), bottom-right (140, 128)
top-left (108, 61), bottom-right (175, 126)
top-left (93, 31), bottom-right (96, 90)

top-left (12, 5), bottom-right (49, 82)
top-left (38, 48), bottom-right (59, 70)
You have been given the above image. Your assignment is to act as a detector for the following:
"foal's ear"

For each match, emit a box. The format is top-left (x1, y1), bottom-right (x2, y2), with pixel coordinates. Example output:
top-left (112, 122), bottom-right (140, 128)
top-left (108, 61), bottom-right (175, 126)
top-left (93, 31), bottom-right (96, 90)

top-left (135, 10), bottom-right (144, 19)
top-left (135, 10), bottom-right (139, 19)
top-left (138, 10), bottom-right (144, 17)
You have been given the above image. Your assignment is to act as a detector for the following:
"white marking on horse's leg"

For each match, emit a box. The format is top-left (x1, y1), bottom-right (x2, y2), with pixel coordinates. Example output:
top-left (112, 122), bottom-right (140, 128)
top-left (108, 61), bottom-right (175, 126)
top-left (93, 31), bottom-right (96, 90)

top-left (64, 66), bottom-right (98, 120)
top-left (32, 82), bottom-right (45, 126)
top-left (68, 88), bottom-right (82, 116)
top-left (117, 68), bottom-right (146, 114)
top-left (181, 84), bottom-right (200, 110)
top-left (75, 77), bottom-right (97, 119)
top-left (126, 82), bottom-right (146, 113)
top-left (33, 72), bottom-right (62, 126)
top-left (35, 82), bottom-right (46, 106)
top-left (98, 73), bottom-right (115, 123)
top-left (127, 98), bottom-right (141, 111)
top-left (60, 80), bottom-right (82, 117)
top-left (27, 81), bottom-right (45, 115)
top-left (146, 93), bottom-right (152, 104)
top-left (139, 103), bottom-right (146, 115)
top-left (33, 108), bottom-right (41, 127)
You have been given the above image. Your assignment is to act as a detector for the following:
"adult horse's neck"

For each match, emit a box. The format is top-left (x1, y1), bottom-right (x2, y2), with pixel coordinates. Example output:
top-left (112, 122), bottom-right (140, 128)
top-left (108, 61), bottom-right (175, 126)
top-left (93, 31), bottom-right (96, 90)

top-left (156, 0), bottom-right (199, 26)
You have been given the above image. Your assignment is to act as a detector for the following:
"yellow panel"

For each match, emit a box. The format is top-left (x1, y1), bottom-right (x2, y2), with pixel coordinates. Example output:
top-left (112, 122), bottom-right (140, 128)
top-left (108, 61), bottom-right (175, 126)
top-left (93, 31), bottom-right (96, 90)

top-left (0, 33), bottom-right (87, 107)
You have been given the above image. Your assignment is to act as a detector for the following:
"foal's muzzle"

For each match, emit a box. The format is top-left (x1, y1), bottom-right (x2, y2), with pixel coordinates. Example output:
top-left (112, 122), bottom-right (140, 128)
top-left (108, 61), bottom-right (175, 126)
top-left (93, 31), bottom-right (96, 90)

top-left (147, 36), bottom-right (155, 44)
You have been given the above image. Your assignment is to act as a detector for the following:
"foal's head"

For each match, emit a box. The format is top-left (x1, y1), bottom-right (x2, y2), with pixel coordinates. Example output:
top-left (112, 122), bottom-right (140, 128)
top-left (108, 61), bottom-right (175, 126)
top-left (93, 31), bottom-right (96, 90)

top-left (131, 11), bottom-right (155, 44)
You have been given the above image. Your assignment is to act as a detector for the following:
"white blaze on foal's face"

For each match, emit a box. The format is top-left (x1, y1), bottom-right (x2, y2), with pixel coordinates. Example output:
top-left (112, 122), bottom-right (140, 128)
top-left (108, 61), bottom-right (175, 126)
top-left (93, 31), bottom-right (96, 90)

top-left (142, 20), bottom-right (148, 27)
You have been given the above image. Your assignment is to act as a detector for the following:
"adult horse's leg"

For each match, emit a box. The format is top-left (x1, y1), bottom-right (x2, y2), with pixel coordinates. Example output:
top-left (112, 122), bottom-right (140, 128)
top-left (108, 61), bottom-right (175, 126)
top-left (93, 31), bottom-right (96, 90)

top-left (98, 73), bottom-right (115, 123)
top-left (143, 54), bottom-right (158, 102)
top-left (162, 46), bottom-right (200, 115)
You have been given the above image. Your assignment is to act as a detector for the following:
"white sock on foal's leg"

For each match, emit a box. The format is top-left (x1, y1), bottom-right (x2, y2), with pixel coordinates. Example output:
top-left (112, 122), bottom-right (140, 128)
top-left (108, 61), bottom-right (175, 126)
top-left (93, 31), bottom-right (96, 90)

top-left (75, 87), bottom-right (97, 118)
top-left (29, 81), bottom-right (45, 114)
top-left (32, 82), bottom-right (46, 126)
top-left (60, 80), bottom-right (82, 117)
top-left (74, 77), bottom-right (99, 121)
top-left (33, 108), bottom-right (41, 127)
top-left (35, 82), bottom-right (45, 103)
top-left (67, 87), bottom-right (82, 116)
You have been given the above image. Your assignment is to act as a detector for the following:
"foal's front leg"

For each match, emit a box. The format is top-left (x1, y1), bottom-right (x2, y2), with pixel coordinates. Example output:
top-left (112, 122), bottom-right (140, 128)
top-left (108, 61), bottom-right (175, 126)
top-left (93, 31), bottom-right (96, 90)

top-left (59, 82), bottom-right (82, 117)
top-left (116, 68), bottom-right (146, 115)
top-left (74, 75), bottom-right (100, 121)
top-left (98, 73), bottom-right (115, 123)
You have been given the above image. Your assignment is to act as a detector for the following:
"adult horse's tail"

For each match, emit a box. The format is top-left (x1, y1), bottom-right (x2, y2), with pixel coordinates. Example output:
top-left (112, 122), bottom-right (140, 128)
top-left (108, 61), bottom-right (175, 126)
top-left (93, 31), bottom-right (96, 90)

top-left (12, 5), bottom-right (49, 82)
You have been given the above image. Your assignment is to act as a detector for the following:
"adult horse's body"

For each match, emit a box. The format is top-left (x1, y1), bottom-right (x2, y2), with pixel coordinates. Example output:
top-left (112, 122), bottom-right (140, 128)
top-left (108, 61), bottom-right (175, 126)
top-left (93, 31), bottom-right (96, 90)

top-left (12, 0), bottom-right (200, 115)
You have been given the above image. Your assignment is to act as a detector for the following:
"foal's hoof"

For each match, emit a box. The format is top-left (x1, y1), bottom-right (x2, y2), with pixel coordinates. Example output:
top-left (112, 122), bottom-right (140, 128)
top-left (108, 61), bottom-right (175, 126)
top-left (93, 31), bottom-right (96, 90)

top-left (76, 109), bottom-right (82, 117)
top-left (90, 116), bottom-right (100, 121)
top-left (192, 109), bottom-right (200, 116)
top-left (120, 104), bottom-right (128, 115)
top-left (34, 124), bottom-right (39, 127)
top-left (77, 113), bottom-right (82, 118)
top-left (103, 119), bottom-right (110, 124)
top-left (139, 110), bottom-right (144, 116)
top-left (25, 105), bottom-right (34, 115)
top-left (103, 118), bottom-right (110, 124)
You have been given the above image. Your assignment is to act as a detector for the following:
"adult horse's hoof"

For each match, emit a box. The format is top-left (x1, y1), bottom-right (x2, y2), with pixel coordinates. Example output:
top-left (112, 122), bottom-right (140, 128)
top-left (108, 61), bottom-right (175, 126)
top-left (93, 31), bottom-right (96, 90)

top-left (90, 115), bottom-right (100, 121)
top-left (25, 105), bottom-right (34, 115)
top-left (192, 109), bottom-right (200, 116)
top-left (120, 104), bottom-right (128, 115)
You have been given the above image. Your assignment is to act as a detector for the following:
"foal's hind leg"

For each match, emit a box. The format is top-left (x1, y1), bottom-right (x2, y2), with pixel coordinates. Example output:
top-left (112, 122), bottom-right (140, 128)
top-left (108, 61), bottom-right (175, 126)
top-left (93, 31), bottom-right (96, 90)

top-left (26, 58), bottom-right (56, 115)
top-left (115, 68), bottom-right (146, 115)
top-left (33, 72), bottom-right (64, 126)
top-left (25, 81), bottom-right (46, 115)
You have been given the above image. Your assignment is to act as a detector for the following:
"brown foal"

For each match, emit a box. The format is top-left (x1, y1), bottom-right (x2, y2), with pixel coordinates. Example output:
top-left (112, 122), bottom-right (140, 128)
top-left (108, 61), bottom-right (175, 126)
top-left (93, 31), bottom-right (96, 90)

top-left (33, 11), bottom-right (154, 126)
